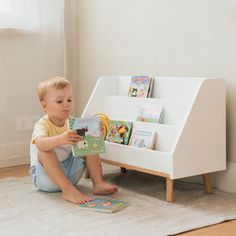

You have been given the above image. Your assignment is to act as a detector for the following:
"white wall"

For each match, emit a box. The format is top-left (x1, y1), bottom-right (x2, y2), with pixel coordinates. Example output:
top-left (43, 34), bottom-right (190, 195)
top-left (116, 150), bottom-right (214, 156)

top-left (0, 3), bottom-right (65, 167)
top-left (0, 1), bottom-right (77, 168)
top-left (0, 32), bottom-right (64, 166)
top-left (75, 0), bottom-right (236, 192)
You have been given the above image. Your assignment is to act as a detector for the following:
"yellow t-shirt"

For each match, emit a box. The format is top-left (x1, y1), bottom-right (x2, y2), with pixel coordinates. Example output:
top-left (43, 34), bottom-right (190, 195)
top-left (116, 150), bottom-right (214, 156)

top-left (31, 114), bottom-right (68, 143)
top-left (30, 114), bottom-right (71, 166)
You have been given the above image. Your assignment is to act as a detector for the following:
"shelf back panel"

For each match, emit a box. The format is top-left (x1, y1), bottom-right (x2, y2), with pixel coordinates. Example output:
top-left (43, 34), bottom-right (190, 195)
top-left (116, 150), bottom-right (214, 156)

top-left (115, 76), bottom-right (204, 100)
top-left (84, 95), bottom-right (191, 127)
top-left (129, 121), bottom-right (179, 153)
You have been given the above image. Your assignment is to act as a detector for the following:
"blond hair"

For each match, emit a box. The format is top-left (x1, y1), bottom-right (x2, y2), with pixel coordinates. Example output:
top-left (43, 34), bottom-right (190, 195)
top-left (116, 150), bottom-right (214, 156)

top-left (37, 76), bottom-right (71, 102)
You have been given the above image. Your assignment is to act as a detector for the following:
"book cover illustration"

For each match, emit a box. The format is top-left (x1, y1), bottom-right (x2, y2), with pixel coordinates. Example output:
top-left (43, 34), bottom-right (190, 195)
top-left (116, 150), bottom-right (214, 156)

top-left (106, 120), bottom-right (132, 145)
top-left (79, 198), bottom-right (129, 213)
top-left (68, 117), bottom-right (105, 157)
top-left (129, 123), bottom-right (156, 149)
top-left (127, 76), bottom-right (153, 98)
top-left (137, 104), bottom-right (164, 123)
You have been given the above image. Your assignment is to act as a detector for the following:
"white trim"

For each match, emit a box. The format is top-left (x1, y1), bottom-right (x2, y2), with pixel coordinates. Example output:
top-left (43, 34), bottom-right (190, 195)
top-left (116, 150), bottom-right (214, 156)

top-left (213, 162), bottom-right (236, 193)
top-left (0, 141), bottom-right (30, 168)
top-left (0, 155), bottom-right (29, 168)
top-left (182, 162), bottom-right (236, 193)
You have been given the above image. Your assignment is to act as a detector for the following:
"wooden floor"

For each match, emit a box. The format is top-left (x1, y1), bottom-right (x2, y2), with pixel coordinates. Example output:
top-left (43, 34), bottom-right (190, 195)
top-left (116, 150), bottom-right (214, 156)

top-left (0, 165), bottom-right (236, 235)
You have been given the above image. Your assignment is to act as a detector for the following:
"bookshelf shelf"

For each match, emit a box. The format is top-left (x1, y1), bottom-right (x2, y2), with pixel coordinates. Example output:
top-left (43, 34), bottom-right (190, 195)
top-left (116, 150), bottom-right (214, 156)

top-left (82, 76), bottom-right (226, 201)
top-left (101, 95), bottom-right (190, 126)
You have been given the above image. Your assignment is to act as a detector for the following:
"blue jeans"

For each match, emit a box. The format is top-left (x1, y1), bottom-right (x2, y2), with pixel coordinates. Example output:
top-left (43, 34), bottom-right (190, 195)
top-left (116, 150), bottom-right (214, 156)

top-left (30, 154), bottom-right (86, 192)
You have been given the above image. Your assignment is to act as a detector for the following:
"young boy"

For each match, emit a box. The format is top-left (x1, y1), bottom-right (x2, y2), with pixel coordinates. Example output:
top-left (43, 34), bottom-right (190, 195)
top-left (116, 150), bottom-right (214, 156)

top-left (30, 76), bottom-right (118, 204)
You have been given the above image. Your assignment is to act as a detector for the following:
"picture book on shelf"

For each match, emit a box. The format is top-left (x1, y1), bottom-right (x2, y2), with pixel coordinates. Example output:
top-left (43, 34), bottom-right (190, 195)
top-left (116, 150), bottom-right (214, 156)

top-left (127, 76), bottom-right (153, 98)
top-left (106, 120), bottom-right (132, 145)
top-left (68, 117), bottom-right (105, 157)
top-left (137, 104), bottom-right (164, 123)
top-left (129, 123), bottom-right (156, 149)
top-left (79, 198), bottom-right (129, 213)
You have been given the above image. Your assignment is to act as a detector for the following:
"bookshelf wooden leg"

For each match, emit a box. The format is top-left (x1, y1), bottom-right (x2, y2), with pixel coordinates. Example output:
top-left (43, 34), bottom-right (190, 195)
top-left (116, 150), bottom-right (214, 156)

top-left (166, 177), bottom-right (174, 202)
top-left (84, 168), bottom-right (90, 179)
top-left (202, 173), bottom-right (213, 194)
top-left (120, 167), bottom-right (127, 173)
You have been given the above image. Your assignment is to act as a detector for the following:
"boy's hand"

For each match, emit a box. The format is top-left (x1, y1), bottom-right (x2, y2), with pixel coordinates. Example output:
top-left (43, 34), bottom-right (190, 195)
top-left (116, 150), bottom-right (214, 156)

top-left (60, 130), bottom-right (82, 145)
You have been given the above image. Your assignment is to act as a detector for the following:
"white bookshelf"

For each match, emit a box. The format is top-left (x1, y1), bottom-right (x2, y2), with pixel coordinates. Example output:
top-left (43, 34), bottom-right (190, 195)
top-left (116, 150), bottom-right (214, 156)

top-left (82, 76), bottom-right (226, 201)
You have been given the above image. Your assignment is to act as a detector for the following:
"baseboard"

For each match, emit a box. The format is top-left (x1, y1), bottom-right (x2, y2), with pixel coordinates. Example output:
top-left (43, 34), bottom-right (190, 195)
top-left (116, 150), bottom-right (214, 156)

top-left (213, 162), bottom-right (236, 193)
top-left (0, 141), bottom-right (30, 168)
top-left (180, 162), bottom-right (236, 193)
top-left (0, 155), bottom-right (29, 168)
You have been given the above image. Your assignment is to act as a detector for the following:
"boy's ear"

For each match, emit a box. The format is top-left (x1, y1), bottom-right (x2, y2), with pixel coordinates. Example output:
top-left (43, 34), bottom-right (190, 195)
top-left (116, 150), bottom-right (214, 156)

top-left (40, 101), bottom-right (47, 112)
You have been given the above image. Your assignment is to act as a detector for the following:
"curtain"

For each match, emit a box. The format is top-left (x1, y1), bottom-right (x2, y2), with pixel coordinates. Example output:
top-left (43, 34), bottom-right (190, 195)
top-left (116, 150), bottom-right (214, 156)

top-left (0, 0), bottom-right (66, 164)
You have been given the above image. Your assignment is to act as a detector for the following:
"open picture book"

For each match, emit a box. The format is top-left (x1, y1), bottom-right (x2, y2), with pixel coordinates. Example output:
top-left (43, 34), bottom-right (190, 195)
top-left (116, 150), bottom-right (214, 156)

top-left (68, 117), bottom-right (105, 157)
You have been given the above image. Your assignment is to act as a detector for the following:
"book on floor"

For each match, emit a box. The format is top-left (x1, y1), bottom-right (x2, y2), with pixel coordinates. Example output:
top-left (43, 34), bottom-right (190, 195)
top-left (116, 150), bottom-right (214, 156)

top-left (79, 198), bottom-right (129, 213)
top-left (136, 104), bottom-right (164, 123)
top-left (106, 120), bottom-right (132, 145)
top-left (68, 117), bottom-right (105, 157)
top-left (129, 123), bottom-right (156, 149)
top-left (127, 76), bottom-right (153, 98)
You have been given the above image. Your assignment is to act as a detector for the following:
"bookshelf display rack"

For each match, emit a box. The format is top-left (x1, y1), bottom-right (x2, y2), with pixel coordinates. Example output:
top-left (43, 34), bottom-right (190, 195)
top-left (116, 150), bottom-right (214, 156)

top-left (82, 76), bottom-right (226, 201)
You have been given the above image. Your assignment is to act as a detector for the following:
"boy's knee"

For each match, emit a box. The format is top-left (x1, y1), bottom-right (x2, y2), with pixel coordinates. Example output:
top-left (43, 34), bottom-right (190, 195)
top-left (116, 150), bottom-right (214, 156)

top-left (37, 150), bottom-right (57, 164)
top-left (86, 154), bottom-right (100, 159)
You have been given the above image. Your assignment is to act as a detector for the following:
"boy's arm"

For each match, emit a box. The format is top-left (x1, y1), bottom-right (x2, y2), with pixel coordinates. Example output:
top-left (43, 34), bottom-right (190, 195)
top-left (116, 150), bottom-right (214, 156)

top-left (35, 130), bottom-right (81, 152)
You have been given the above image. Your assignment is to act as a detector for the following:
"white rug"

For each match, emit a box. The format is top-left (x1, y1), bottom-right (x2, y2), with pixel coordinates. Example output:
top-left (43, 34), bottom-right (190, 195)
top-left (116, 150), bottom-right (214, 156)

top-left (1, 164), bottom-right (236, 236)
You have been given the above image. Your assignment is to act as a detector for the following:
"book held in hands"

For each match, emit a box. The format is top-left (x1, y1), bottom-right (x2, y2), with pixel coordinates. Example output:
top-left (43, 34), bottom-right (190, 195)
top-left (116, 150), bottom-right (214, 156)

top-left (106, 120), bottom-right (132, 145)
top-left (127, 76), bottom-right (153, 98)
top-left (129, 123), bottom-right (156, 149)
top-left (79, 198), bottom-right (129, 213)
top-left (68, 117), bottom-right (105, 157)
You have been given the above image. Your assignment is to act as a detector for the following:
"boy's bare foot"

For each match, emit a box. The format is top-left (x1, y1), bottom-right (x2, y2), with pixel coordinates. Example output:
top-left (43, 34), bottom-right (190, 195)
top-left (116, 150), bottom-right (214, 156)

top-left (93, 181), bottom-right (118, 195)
top-left (62, 186), bottom-right (92, 205)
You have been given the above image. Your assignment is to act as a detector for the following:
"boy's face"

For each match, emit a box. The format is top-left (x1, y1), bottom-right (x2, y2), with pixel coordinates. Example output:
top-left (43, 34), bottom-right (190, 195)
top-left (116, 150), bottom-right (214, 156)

top-left (41, 86), bottom-right (73, 124)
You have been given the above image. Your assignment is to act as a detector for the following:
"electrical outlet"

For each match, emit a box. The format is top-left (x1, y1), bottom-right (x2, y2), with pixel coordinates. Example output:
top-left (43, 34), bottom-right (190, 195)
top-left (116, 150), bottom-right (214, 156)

top-left (17, 118), bottom-right (27, 131)
top-left (17, 116), bottom-right (40, 131)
